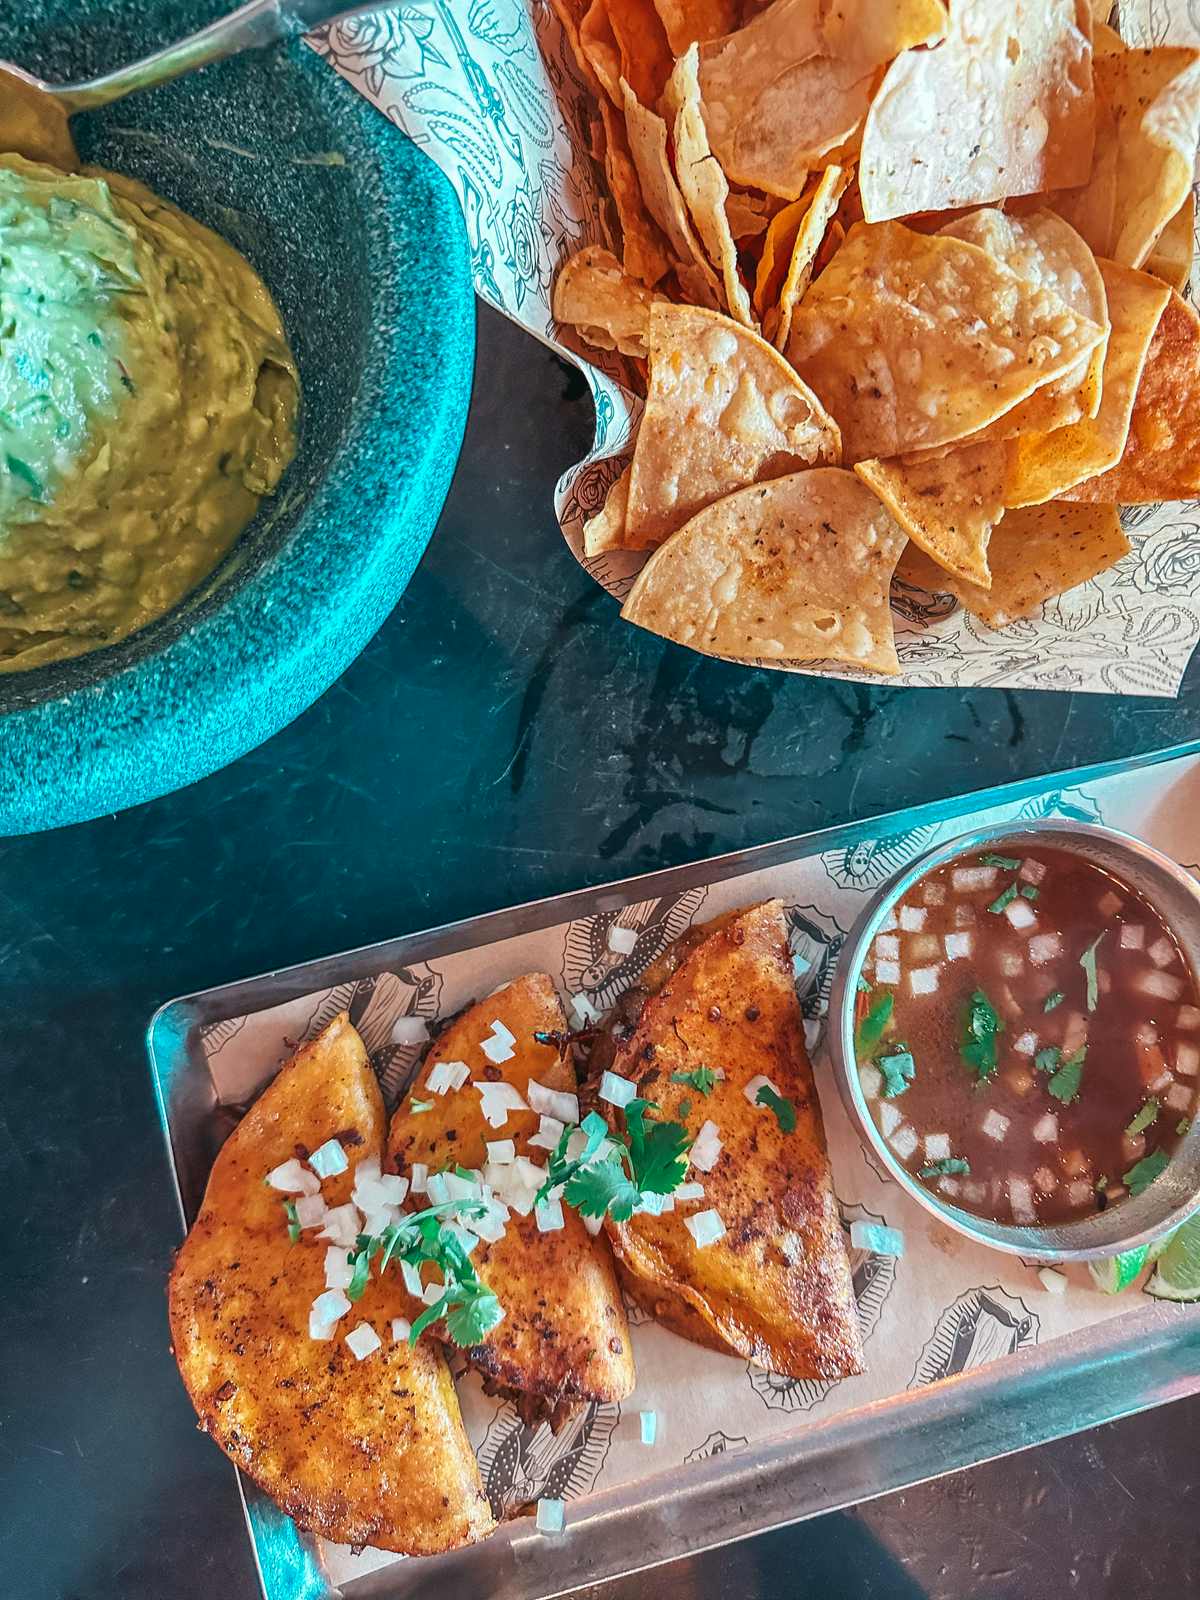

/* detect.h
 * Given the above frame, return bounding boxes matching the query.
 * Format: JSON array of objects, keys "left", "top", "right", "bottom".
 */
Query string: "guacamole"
[{"left": 0, "top": 151, "right": 298, "bottom": 672}]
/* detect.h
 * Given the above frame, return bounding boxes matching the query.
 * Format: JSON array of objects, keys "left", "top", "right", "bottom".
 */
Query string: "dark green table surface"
[{"left": 3, "top": 306, "right": 1200, "bottom": 1600}]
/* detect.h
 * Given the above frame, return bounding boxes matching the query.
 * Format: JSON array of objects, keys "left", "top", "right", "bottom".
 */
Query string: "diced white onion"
[
  {"left": 391, "top": 1317, "right": 412, "bottom": 1343},
  {"left": 938, "top": 1177, "right": 961, "bottom": 1198},
  {"left": 608, "top": 922, "right": 637, "bottom": 954},
  {"left": 317, "top": 1203, "right": 362, "bottom": 1249},
  {"left": 1122, "top": 1133, "right": 1146, "bottom": 1163},
  {"left": 266, "top": 1158, "right": 321, "bottom": 1197},
  {"left": 474, "top": 1080, "right": 529, "bottom": 1127},
  {"left": 1135, "top": 1022, "right": 1160, "bottom": 1047},
  {"left": 636, "top": 1190, "right": 675, "bottom": 1216},
  {"left": 1178, "top": 1006, "right": 1200, "bottom": 1031},
  {"left": 878, "top": 1102, "right": 903, "bottom": 1138},
  {"left": 467, "top": 1198, "right": 511, "bottom": 1245},
  {"left": 345, "top": 1322, "right": 382, "bottom": 1361},
  {"left": 924, "top": 1133, "right": 951, "bottom": 1161},
  {"left": 400, "top": 1260, "right": 424, "bottom": 1297},
  {"left": 1120, "top": 924, "right": 1145, "bottom": 950},
  {"left": 390, "top": 1015, "right": 429, "bottom": 1045},
  {"left": 571, "top": 992, "right": 602, "bottom": 1027},
  {"left": 1018, "top": 859, "right": 1045, "bottom": 885},
  {"left": 952, "top": 866, "right": 997, "bottom": 891},
  {"left": 690, "top": 1119, "right": 723, "bottom": 1172},
  {"left": 377, "top": 1173, "right": 410, "bottom": 1205},
  {"left": 1096, "top": 889, "right": 1123, "bottom": 918},
  {"left": 527, "top": 1080, "right": 580, "bottom": 1124},
  {"left": 889, "top": 1123, "right": 918, "bottom": 1160},
  {"left": 639, "top": 1410, "right": 658, "bottom": 1445},
  {"left": 1004, "top": 898, "right": 1037, "bottom": 931},
  {"left": 923, "top": 882, "right": 946, "bottom": 905},
  {"left": 962, "top": 1181, "right": 987, "bottom": 1205},
  {"left": 899, "top": 905, "right": 926, "bottom": 932},
  {"left": 535, "top": 1196, "right": 565, "bottom": 1232},
  {"left": 528, "top": 1113, "right": 565, "bottom": 1151},
  {"left": 743, "top": 1073, "right": 780, "bottom": 1105},
  {"left": 875, "top": 933, "right": 901, "bottom": 961},
  {"left": 1176, "top": 1043, "right": 1199, "bottom": 1077},
  {"left": 1029, "top": 932, "right": 1062, "bottom": 966},
  {"left": 1038, "top": 1267, "right": 1068, "bottom": 1294},
  {"left": 999, "top": 950, "right": 1024, "bottom": 977},
  {"left": 1067, "top": 1179, "right": 1094, "bottom": 1207},
  {"left": 444, "top": 1221, "right": 480, "bottom": 1256},
  {"left": 426, "top": 1060, "right": 466, "bottom": 1096},
  {"left": 362, "top": 1205, "right": 400, "bottom": 1238},
  {"left": 685, "top": 1208, "right": 727, "bottom": 1248},
  {"left": 1033, "top": 1166, "right": 1057, "bottom": 1195},
  {"left": 876, "top": 960, "right": 901, "bottom": 986},
  {"left": 426, "top": 1171, "right": 450, "bottom": 1205},
  {"left": 1013, "top": 1031, "right": 1038, "bottom": 1057},
  {"left": 420, "top": 1278, "right": 447, "bottom": 1306},
  {"left": 536, "top": 1498, "right": 565, "bottom": 1535},
  {"left": 481, "top": 1021, "right": 517, "bottom": 1064},
  {"left": 324, "top": 1246, "right": 354, "bottom": 1290},
  {"left": 582, "top": 1212, "right": 604, "bottom": 1235},
  {"left": 909, "top": 966, "right": 939, "bottom": 996},
  {"left": 409, "top": 1162, "right": 428, "bottom": 1194},
  {"left": 599, "top": 1071, "right": 636, "bottom": 1108},
  {"left": 909, "top": 933, "right": 941, "bottom": 962},
  {"left": 849, "top": 1220, "right": 905, "bottom": 1256},
  {"left": 486, "top": 1138, "right": 516, "bottom": 1164},
  {"left": 1008, "top": 1177, "right": 1035, "bottom": 1224},
  {"left": 309, "top": 1313, "right": 336, "bottom": 1342},
  {"left": 295, "top": 1194, "right": 328, "bottom": 1229},
  {"left": 982, "top": 1109, "right": 1010, "bottom": 1143},
  {"left": 308, "top": 1139, "right": 349, "bottom": 1180},
  {"left": 1166, "top": 1082, "right": 1193, "bottom": 1112},
  {"left": 878, "top": 908, "right": 898, "bottom": 932},
  {"left": 311, "top": 1289, "right": 351, "bottom": 1325},
  {"left": 859, "top": 1063, "right": 883, "bottom": 1100},
  {"left": 1032, "top": 1112, "right": 1058, "bottom": 1144},
  {"left": 1148, "top": 936, "right": 1177, "bottom": 970},
  {"left": 1136, "top": 969, "right": 1184, "bottom": 1001},
  {"left": 1149, "top": 1069, "right": 1174, "bottom": 1094},
  {"left": 944, "top": 932, "right": 972, "bottom": 960},
  {"left": 675, "top": 1181, "right": 705, "bottom": 1202},
  {"left": 954, "top": 903, "right": 977, "bottom": 927},
  {"left": 443, "top": 1169, "right": 483, "bottom": 1202}
]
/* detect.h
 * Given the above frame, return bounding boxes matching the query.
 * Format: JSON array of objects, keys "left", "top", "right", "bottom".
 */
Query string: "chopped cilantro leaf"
[
  {"left": 878, "top": 1049, "right": 916, "bottom": 1098},
  {"left": 1020, "top": 885, "right": 1039, "bottom": 901},
  {"left": 444, "top": 1286, "right": 503, "bottom": 1346},
  {"left": 1034, "top": 1045, "right": 1062, "bottom": 1074},
  {"left": 283, "top": 1199, "right": 300, "bottom": 1244},
  {"left": 981, "top": 853, "right": 1022, "bottom": 869},
  {"left": 988, "top": 883, "right": 1018, "bottom": 914},
  {"left": 1047, "top": 1045, "right": 1086, "bottom": 1104},
  {"left": 566, "top": 1155, "right": 639, "bottom": 1220},
  {"left": 919, "top": 1156, "right": 970, "bottom": 1178},
  {"left": 677, "top": 1097, "right": 692, "bottom": 1119},
  {"left": 960, "top": 989, "right": 1004, "bottom": 1080},
  {"left": 755, "top": 1084, "right": 797, "bottom": 1132},
  {"left": 671, "top": 1067, "right": 718, "bottom": 1095},
  {"left": 1080, "top": 932, "right": 1106, "bottom": 1013},
  {"left": 1125, "top": 1098, "right": 1160, "bottom": 1137},
  {"left": 410, "top": 1098, "right": 434, "bottom": 1114},
  {"left": 347, "top": 1246, "right": 373, "bottom": 1302},
  {"left": 552, "top": 1100, "right": 691, "bottom": 1221},
  {"left": 535, "top": 1110, "right": 609, "bottom": 1206},
  {"left": 856, "top": 991, "right": 894, "bottom": 1057},
  {"left": 1043, "top": 991, "right": 1065, "bottom": 1013},
  {"left": 624, "top": 1099, "right": 691, "bottom": 1195},
  {"left": 1178, "top": 1118, "right": 1192, "bottom": 1137},
  {"left": 1124, "top": 1148, "right": 1169, "bottom": 1197}
]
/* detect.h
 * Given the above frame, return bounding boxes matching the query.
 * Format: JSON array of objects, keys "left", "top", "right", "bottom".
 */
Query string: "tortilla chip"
[
  {"left": 583, "top": 465, "right": 631, "bottom": 555},
  {"left": 553, "top": 246, "right": 660, "bottom": 356},
  {"left": 652, "top": 0, "right": 738, "bottom": 52},
  {"left": 1143, "top": 187, "right": 1195, "bottom": 295},
  {"left": 856, "top": 441, "right": 1007, "bottom": 587},
  {"left": 168, "top": 1017, "right": 495, "bottom": 1555},
  {"left": 1007, "top": 259, "right": 1169, "bottom": 506},
  {"left": 771, "top": 165, "right": 850, "bottom": 350},
  {"left": 548, "top": 0, "right": 604, "bottom": 97},
  {"left": 785, "top": 221, "right": 1107, "bottom": 461},
  {"left": 1062, "top": 289, "right": 1200, "bottom": 504},
  {"left": 621, "top": 78, "right": 723, "bottom": 308},
  {"left": 698, "top": 0, "right": 942, "bottom": 199},
  {"left": 897, "top": 503, "right": 1129, "bottom": 626},
  {"left": 579, "top": 0, "right": 623, "bottom": 104},
  {"left": 622, "top": 467, "right": 905, "bottom": 672},
  {"left": 726, "top": 188, "right": 781, "bottom": 240},
  {"left": 598, "top": 100, "right": 672, "bottom": 287},
  {"left": 599, "top": 901, "right": 864, "bottom": 1379},
  {"left": 664, "top": 46, "right": 755, "bottom": 326},
  {"left": 1050, "top": 84, "right": 1119, "bottom": 256},
  {"left": 389, "top": 976, "right": 635, "bottom": 1410},
  {"left": 859, "top": 0, "right": 1095, "bottom": 222},
  {"left": 605, "top": 0, "right": 674, "bottom": 106},
  {"left": 626, "top": 302, "right": 841, "bottom": 545},
  {"left": 753, "top": 192, "right": 812, "bottom": 317},
  {"left": 1099, "top": 46, "right": 1200, "bottom": 268},
  {"left": 937, "top": 207, "right": 1109, "bottom": 436}
]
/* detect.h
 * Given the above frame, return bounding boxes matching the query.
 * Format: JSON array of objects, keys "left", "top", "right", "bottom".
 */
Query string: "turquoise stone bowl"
[{"left": 0, "top": 1, "right": 474, "bottom": 834}]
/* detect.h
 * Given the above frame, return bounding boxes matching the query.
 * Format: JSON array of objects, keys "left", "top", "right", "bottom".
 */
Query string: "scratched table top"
[{"left": 2, "top": 307, "right": 1199, "bottom": 1600}]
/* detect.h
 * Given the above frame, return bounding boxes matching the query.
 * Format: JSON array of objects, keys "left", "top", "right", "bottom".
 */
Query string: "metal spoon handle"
[{"left": 47, "top": 0, "right": 387, "bottom": 113}]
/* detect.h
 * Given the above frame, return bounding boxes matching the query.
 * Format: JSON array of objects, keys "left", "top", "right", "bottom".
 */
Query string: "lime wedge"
[
  {"left": 1087, "top": 1245, "right": 1149, "bottom": 1294},
  {"left": 1146, "top": 1213, "right": 1200, "bottom": 1302}
]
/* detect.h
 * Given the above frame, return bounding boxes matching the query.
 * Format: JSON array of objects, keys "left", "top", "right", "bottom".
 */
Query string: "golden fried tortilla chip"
[
  {"left": 388, "top": 977, "right": 635, "bottom": 1409},
  {"left": 599, "top": 901, "right": 864, "bottom": 1378},
  {"left": 785, "top": 222, "right": 1106, "bottom": 461},
  {"left": 599, "top": 100, "right": 672, "bottom": 287},
  {"left": 168, "top": 1017, "right": 495, "bottom": 1555},
  {"left": 753, "top": 192, "right": 812, "bottom": 317},
  {"left": 859, "top": 0, "right": 1094, "bottom": 222},
  {"left": 579, "top": 0, "right": 623, "bottom": 104},
  {"left": 1143, "top": 187, "right": 1195, "bottom": 294},
  {"left": 697, "top": 0, "right": 942, "bottom": 198},
  {"left": 1007, "top": 259, "right": 1169, "bottom": 506},
  {"left": 621, "top": 78, "right": 723, "bottom": 308},
  {"left": 584, "top": 465, "right": 632, "bottom": 556},
  {"left": 897, "top": 503, "right": 1129, "bottom": 625},
  {"left": 605, "top": 0, "right": 674, "bottom": 105},
  {"left": 626, "top": 302, "right": 840, "bottom": 546},
  {"left": 664, "top": 46, "right": 755, "bottom": 326},
  {"left": 1050, "top": 84, "right": 1119, "bottom": 256},
  {"left": 1063, "top": 289, "right": 1200, "bottom": 503},
  {"left": 548, "top": 0, "right": 604, "bottom": 97},
  {"left": 622, "top": 467, "right": 905, "bottom": 671},
  {"left": 856, "top": 440, "right": 1007, "bottom": 587},
  {"left": 770, "top": 165, "right": 849, "bottom": 350},
  {"left": 726, "top": 187, "right": 781, "bottom": 240},
  {"left": 652, "top": 0, "right": 738, "bottom": 52},
  {"left": 553, "top": 246, "right": 661, "bottom": 356},
  {"left": 1099, "top": 45, "right": 1200, "bottom": 268}
]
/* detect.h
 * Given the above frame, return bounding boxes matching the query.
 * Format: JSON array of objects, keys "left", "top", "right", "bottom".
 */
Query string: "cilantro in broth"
[
  {"left": 960, "top": 989, "right": 1004, "bottom": 1081},
  {"left": 987, "top": 883, "right": 1018, "bottom": 915},
  {"left": 981, "top": 853, "right": 1022, "bottom": 869},
  {"left": 856, "top": 990, "right": 894, "bottom": 1057},
  {"left": 1019, "top": 885, "right": 1039, "bottom": 901},
  {"left": 755, "top": 1083, "right": 797, "bottom": 1132},
  {"left": 919, "top": 1156, "right": 970, "bottom": 1179},
  {"left": 1125, "top": 1098, "right": 1160, "bottom": 1137},
  {"left": 1124, "top": 1148, "right": 1169, "bottom": 1197},
  {"left": 1080, "top": 932, "right": 1106, "bottom": 1013},
  {"left": 1043, "top": 991, "right": 1065, "bottom": 1013},
  {"left": 1047, "top": 1045, "right": 1086, "bottom": 1104},
  {"left": 1034, "top": 1045, "right": 1061, "bottom": 1074},
  {"left": 878, "top": 1048, "right": 916, "bottom": 1098}
]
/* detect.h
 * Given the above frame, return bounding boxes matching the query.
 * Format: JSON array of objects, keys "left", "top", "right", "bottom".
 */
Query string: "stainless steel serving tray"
[{"left": 148, "top": 743, "right": 1200, "bottom": 1600}]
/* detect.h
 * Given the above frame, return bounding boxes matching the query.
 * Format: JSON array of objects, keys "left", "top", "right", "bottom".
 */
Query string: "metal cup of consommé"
[{"left": 826, "top": 820, "right": 1200, "bottom": 1262}]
